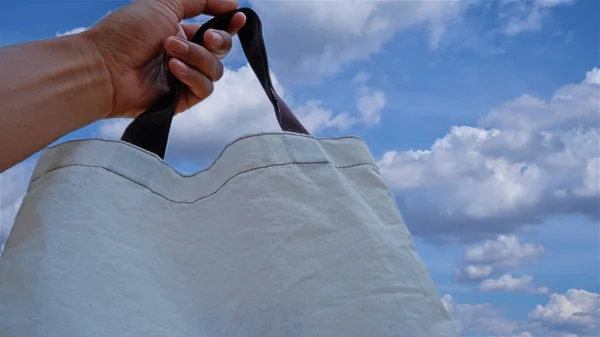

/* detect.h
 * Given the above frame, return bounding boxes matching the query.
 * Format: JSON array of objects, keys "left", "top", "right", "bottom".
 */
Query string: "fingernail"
[
  {"left": 211, "top": 31, "right": 223, "bottom": 46},
  {"left": 170, "top": 37, "right": 189, "bottom": 54}
]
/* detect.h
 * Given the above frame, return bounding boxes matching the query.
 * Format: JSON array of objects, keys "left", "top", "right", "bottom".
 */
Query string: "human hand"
[{"left": 82, "top": 0, "right": 246, "bottom": 119}]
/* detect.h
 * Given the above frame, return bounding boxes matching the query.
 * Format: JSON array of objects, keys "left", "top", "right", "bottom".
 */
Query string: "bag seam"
[
  {"left": 34, "top": 133, "right": 371, "bottom": 180},
  {"left": 30, "top": 161, "right": 380, "bottom": 204}
]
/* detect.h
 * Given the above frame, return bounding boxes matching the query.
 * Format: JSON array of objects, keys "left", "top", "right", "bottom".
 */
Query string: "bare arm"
[{"left": 0, "top": 34, "right": 112, "bottom": 172}]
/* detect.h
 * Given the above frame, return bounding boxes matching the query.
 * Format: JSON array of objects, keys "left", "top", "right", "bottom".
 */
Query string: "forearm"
[{"left": 0, "top": 33, "right": 113, "bottom": 172}]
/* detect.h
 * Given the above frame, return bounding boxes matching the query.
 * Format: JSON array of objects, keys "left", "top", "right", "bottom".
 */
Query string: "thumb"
[{"left": 156, "top": 0, "right": 239, "bottom": 20}]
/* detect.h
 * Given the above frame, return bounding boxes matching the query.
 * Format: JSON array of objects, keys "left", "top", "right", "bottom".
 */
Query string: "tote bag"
[{"left": 0, "top": 8, "right": 459, "bottom": 337}]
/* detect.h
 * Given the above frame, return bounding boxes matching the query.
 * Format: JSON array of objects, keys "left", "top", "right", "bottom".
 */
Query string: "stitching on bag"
[
  {"left": 37, "top": 133, "right": 371, "bottom": 180},
  {"left": 30, "top": 161, "right": 379, "bottom": 204}
]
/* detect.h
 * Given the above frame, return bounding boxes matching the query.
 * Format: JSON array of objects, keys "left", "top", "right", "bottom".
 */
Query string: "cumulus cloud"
[
  {"left": 249, "top": 0, "right": 471, "bottom": 80},
  {"left": 464, "top": 235, "right": 545, "bottom": 266},
  {"left": 463, "top": 264, "right": 494, "bottom": 280},
  {"left": 100, "top": 64, "right": 384, "bottom": 164},
  {"left": 457, "top": 235, "right": 544, "bottom": 282},
  {"left": 378, "top": 68, "right": 600, "bottom": 242},
  {"left": 480, "top": 68, "right": 599, "bottom": 132},
  {"left": 0, "top": 161, "right": 35, "bottom": 253},
  {"left": 442, "top": 290, "right": 599, "bottom": 337},
  {"left": 479, "top": 274, "right": 549, "bottom": 294},
  {"left": 529, "top": 289, "right": 599, "bottom": 337}
]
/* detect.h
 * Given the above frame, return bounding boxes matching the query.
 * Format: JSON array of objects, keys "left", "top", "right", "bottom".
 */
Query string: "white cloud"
[
  {"left": 479, "top": 274, "right": 550, "bottom": 294},
  {"left": 377, "top": 68, "right": 599, "bottom": 241},
  {"left": 574, "top": 157, "right": 600, "bottom": 197},
  {"left": 0, "top": 161, "right": 34, "bottom": 254},
  {"left": 463, "top": 264, "right": 494, "bottom": 280},
  {"left": 250, "top": 0, "right": 471, "bottom": 80},
  {"left": 464, "top": 235, "right": 544, "bottom": 266},
  {"left": 458, "top": 235, "right": 544, "bottom": 282},
  {"left": 529, "top": 289, "right": 599, "bottom": 337},
  {"left": 500, "top": 0, "right": 576, "bottom": 36},
  {"left": 480, "top": 68, "right": 600, "bottom": 132},
  {"left": 100, "top": 64, "right": 381, "bottom": 163},
  {"left": 356, "top": 88, "right": 385, "bottom": 124},
  {"left": 353, "top": 72, "right": 386, "bottom": 125},
  {"left": 55, "top": 27, "right": 88, "bottom": 37}
]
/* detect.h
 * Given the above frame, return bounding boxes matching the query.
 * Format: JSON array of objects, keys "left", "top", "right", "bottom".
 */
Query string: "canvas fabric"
[{"left": 0, "top": 133, "right": 458, "bottom": 336}]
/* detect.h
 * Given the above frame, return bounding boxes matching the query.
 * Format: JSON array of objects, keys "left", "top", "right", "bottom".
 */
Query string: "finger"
[
  {"left": 180, "top": 12, "right": 246, "bottom": 39},
  {"left": 202, "top": 29, "right": 232, "bottom": 58},
  {"left": 168, "top": 58, "right": 214, "bottom": 100},
  {"left": 227, "top": 12, "right": 246, "bottom": 35},
  {"left": 165, "top": 36, "right": 224, "bottom": 81}
]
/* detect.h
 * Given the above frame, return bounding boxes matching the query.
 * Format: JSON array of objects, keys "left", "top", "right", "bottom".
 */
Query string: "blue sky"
[{"left": 1, "top": 0, "right": 599, "bottom": 336}]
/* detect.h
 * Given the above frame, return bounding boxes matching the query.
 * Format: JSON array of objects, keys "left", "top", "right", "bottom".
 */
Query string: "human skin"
[{"left": 0, "top": 0, "right": 246, "bottom": 172}]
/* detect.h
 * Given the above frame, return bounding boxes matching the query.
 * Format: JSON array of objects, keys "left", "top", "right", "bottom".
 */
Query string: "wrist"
[{"left": 68, "top": 30, "right": 115, "bottom": 121}]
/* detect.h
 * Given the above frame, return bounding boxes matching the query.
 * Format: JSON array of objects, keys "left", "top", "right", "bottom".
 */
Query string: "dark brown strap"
[{"left": 120, "top": 7, "right": 309, "bottom": 159}]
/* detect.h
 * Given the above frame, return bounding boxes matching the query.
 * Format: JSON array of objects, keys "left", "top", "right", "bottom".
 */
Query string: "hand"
[{"left": 83, "top": 0, "right": 246, "bottom": 119}]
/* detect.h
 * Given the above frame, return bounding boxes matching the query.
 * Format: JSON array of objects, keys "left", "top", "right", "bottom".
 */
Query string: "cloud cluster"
[
  {"left": 529, "top": 289, "right": 599, "bottom": 337},
  {"left": 100, "top": 65, "right": 385, "bottom": 164},
  {"left": 454, "top": 235, "right": 551, "bottom": 295},
  {"left": 443, "top": 289, "right": 600, "bottom": 337},
  {"left": 378, "top": 68, "right": 600, "bottom": 242},
  {"left": 456, "top": 234, "right": 547, "bottom": 294},
  {"left": 463, "top": 234, "right": 544, "bottom": 268}
]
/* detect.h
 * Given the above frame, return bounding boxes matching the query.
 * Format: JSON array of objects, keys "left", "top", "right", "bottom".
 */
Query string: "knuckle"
[
  {"left": 195, "top": 46, "right": 213, "bottom": 70},
  {"left": 188, "top": 45, "right": 222, "bottom": 81},
  {"left": 223, "top": 34, "right": 233, "bottom": 48},
  {"left": 199, "top": 49, "right": 221, "bottom": 81},
  {"left": 220, "top": 41, "right": 232, "bottom": 55}
]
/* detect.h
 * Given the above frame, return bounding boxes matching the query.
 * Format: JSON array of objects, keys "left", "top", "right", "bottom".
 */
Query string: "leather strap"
[{"left": 120, "top": 7, "right": 309, "bottom": 159}]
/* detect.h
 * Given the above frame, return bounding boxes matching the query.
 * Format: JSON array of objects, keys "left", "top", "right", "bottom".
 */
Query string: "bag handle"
[{"left": 120, "top": 7, "right": 310, "bottom": 159}]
